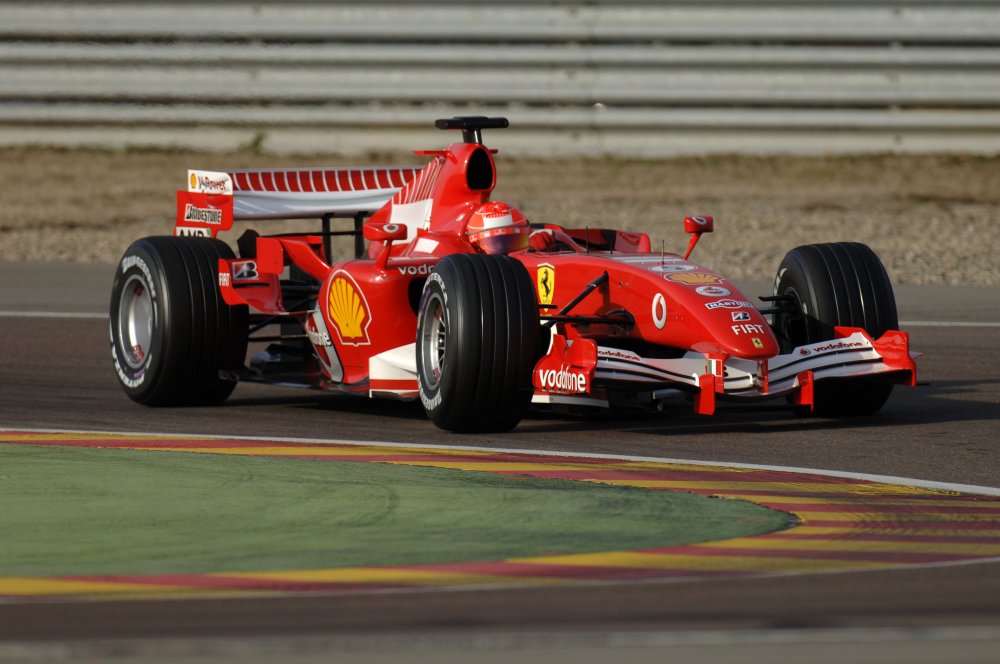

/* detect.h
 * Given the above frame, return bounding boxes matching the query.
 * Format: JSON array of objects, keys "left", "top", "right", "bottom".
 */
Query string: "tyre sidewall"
[
  {"left": 416, "top": 271, "right": 449, "bottom": 416},
  {"left": 109, "top": 240, "right": 175, "bottom": 402},
  {"left": 416, "top": 262, "right": 479, "bottom": 427}
]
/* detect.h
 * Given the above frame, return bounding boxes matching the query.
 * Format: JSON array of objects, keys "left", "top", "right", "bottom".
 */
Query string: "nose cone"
[{"left": 616, "top": 256, "right": 780, "bottom": 358}]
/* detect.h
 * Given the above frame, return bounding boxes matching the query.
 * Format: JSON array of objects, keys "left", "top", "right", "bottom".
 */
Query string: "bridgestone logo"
[
  {"left": 121, "top": 254, "right": 155, "bottom": 299},
  {"left": 183, "top": 204, "right": 223, "bottom": 225},
  {"left": 538, "top": 368, "right": 588, "bottom": 393}
]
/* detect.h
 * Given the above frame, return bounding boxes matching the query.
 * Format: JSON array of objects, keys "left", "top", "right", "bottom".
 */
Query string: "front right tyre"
[{"left": 773, "top": 241, "right": 898, "bottom": 417}]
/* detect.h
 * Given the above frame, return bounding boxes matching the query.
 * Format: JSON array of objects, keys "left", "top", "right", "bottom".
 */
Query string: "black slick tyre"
[
  {"left": 773, "top": 242, "right": 898, "bottom": 417},
  {"left": 109, "top": 236, "right": 249, "bottom": 406},
  {"left": 416, "top": 253, "right": 540, "bottom": 432}
]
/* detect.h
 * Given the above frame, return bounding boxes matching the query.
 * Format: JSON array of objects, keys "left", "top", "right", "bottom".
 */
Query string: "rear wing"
[{"left": 175, "top": 166, "right": 422, "bottom": 238}]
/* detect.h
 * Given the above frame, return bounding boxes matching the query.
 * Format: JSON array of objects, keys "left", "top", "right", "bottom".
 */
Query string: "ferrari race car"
[{"left": 110, "top": 117, "right": 917, "bottom": 432}]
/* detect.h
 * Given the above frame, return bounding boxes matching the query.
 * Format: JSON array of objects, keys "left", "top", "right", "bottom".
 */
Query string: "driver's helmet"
[{"left": 466, "top": 201, "right": 530, "bottom": 254}]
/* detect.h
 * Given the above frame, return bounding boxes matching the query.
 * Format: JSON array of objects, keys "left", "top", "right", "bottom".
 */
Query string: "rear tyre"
[
  {"left": 109, "top": 236, "right": 249, "bottom": 406},
  {"left": 416, "top": 253, "right": 540, "bottom": 432},
  {"left": 773, "top": 242, "right": 897, "bottom": 416}
]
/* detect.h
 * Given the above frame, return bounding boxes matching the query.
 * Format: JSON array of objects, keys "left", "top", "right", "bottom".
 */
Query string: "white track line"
[
  {"left": 902, "top": 320, "right": 1000, "bottom": 328},
  {"left": 0, "top": 310, "right": 106, "bottom": 319},
  {"left": 5, "top": 426, "right": 1000, "bottom": 497},
  {"left": 1, "top": 310, "right": 998, "bottom": 327}
]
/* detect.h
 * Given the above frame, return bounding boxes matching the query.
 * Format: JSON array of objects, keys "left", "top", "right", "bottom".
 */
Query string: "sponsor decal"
[
  {"left": 121, "top": 255, "right": 156, "bottom": 299},
  {"left": 327, "top": 271, "right": 372, "bottom": 346},
  {"left": 731, "top": 311, "right": 751, "bottom": 322},
  {"left": 799, "top": 348, "right": 811, "bottom": 356},
  {"left": 651, "top": 293, "right": 667, "bottom": 330},
  {"left": 420, "top": 385, "right": 442, "bottom": 412},
  {"left": 306, "top": 315, "right": 333, "bottom": 347},
  {"left": 307, "top": 327, "right": 333, "bottom": 347},
  {"left": 396, "top": 263, "right": 433, "bottom": 277},
  {"left": 537, "top": 263, "right": 555, "bottom": 306},
  {"left": 232, "top": 260, "right": 259, "bottom": 282},
  {"left": 175, "top": 226, "right": 211, "bottom": 238},
  {"left": 811, "top": 340, "right": 866, "bottom": 353},
  {"left": 182, "top": 204, "right": 223, "bottom": 225},
  {"left": 176, "top": 190, "right": 233, "bottom": 232},
  {"left": 114, "top": 361, "right": 145, "bottom": 389},
  {"left": 218, "top": 272, "right": 230, "bottom": 287},
  {"left": 695, "top": 285, "right": 731, "bottom": 297},
  {"left": 597, "top": 348, "right": 642, "bottom": 362},
  {"left": 537, "top": 367, "right": 588, "bottom": 393},
  {"left": 651, "top": 263, "right": 695, "bottom": 273},
  {"left": 187, "top": 169, "right": 232, "bottom": 194},
  {"left": 731, "top": 323, "right": 766, "bottom": 336},
  {"left": 306, "top": 311, "right": 342, "bottom": 382},
  {"left": 667, "top": 272, "right": 723, "bottom": 285},
  {"left": 752, "top": 337, "right": 765, "bottom": 350},
  {"left": 705, "top": 299, "right": 752, "bottom": 310}
]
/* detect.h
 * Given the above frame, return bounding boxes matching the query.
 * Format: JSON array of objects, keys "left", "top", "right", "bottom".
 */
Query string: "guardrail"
[{"left": 1, "top": 1, "right": 998, "bottom": 155}]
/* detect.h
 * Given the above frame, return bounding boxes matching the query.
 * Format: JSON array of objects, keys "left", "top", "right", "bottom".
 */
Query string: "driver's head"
[{"left": 466, "top": 201, "right": 530, "bottom": 254}]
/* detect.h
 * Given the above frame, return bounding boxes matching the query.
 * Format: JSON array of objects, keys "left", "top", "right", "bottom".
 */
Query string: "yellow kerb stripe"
[
  {"left": 702, "top": 537, "right": 1000, "bottom": 556},
  {"left": 514, "top": 550, "right": 889, "bottom": 573},
  {"left": 0, "top": 577, "right": 183, "bottom": 596},
  {"left": 216, "top": 567, "right": 569, "bottom": 587}
]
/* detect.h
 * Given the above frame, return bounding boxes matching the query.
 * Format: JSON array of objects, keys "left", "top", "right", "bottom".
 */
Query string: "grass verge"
[{"left": 0, "top": 443, "right": 788, "bottom": 577}]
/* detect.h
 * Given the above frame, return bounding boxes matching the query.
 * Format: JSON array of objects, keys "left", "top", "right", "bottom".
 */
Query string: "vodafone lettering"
[
  {"left": 812, "top": 341, "right": 865, "bottom": 353},
  {"left": 537, "top": 367, "right": 588, "bottom": 393},
  {"left": 397, "top": 263, "right": 433, "bottom": 276}
]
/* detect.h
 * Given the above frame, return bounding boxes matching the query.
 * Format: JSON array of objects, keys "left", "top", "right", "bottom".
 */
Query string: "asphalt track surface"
[{"left": 1, "top": 261, "right": 999, "bottom": 663}]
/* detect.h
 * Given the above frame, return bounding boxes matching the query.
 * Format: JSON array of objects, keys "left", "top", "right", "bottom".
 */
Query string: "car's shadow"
[
  {"left": 225, "top": 392, "right": 426, "bottom": 420},
  {"left": 222, "top": 377, "right": 1000, "bottom": 438},
  {"left": 519, "top": 378, "right": 1000, "bottom": 435}
]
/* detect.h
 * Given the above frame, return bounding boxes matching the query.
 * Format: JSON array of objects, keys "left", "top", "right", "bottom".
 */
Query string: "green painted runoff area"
[{"left": 0, "top": 444, "right": 789, "bottom": 576}]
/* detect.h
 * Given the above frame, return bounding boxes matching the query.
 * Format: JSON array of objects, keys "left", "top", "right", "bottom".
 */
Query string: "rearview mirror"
[
  {"left": 683, "top": 215, "right": 713, "bottom": 259},
  {"left": 363, "top": 222, "right": 408, "bottom": 243},
  {"left": 683, "top": 215, "right": 714, "bottom": 234}
]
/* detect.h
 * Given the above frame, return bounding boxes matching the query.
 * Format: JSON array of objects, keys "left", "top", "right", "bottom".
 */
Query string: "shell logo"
[
  {"left": 667, "top": 272, "right": 723, "bottom": 285},
  {"left": 189, "top": 173, "right": 197, "bottom": 190},
  {"left": 327, "top": 272, "right": 371, "bottom": 346}
]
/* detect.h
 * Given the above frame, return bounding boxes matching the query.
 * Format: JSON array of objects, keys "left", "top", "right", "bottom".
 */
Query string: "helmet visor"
[{"left": 474, "top": 229, "right": 530, "bottom": 254}]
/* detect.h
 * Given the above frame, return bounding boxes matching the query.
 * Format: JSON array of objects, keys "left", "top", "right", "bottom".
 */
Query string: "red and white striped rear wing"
[{"left": 175, "top": 166, "right": 421, "bottom": 237}]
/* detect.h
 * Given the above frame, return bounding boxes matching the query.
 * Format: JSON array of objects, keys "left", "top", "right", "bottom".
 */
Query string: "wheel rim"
[
  {"left": 118, "top": 274, "right": 154, "bottom": 369},
  {"left": 418, "top": 292, "right": 447, "bottom": 391}
]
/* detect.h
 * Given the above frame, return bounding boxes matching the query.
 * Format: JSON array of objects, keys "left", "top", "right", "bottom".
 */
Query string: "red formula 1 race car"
[{"left": 110, "top": 117, "right": 917, "bottom": 432}]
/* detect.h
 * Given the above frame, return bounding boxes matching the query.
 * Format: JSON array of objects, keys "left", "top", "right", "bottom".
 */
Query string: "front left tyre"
[
  {"left": 109, "top": 236, "right": 248, "bottom": 406},
  {"left": 416, "top": 253, "right": 540, "bottom": 432}
]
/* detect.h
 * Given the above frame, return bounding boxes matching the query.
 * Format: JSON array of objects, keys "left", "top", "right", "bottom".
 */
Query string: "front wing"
[{"left": 533, "top": 327, "right": 918, "bottom": 415}]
